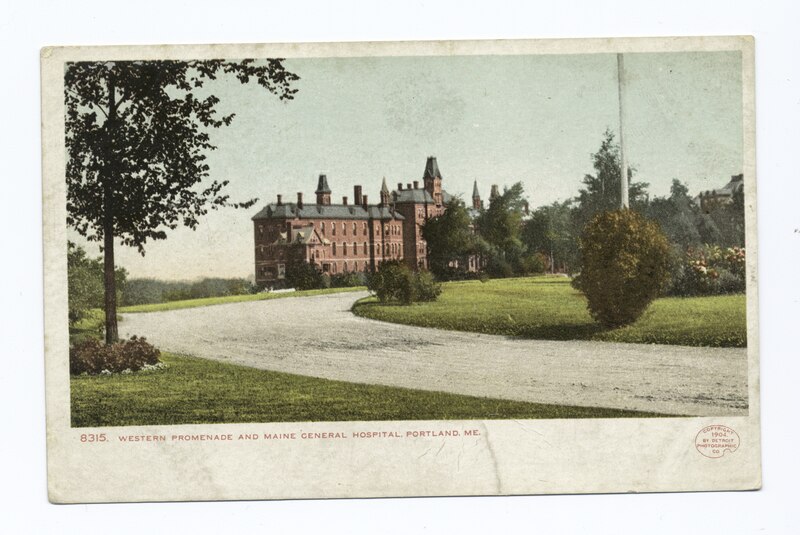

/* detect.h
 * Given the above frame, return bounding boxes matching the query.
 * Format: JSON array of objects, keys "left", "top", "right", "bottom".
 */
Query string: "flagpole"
[{"left": 617, "top": 53, "right": 629, "bottom": 209}]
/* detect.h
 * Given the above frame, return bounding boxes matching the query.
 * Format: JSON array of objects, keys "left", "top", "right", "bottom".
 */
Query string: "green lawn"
[
  {"left": 119, "top": 286, "right": 366, "bottom": 313},
  {"left": 352, "top": 276, "right": 746, "bottom": 348},
  {"left": 71, "top": 352, "right": 663, "bottom": 427}
]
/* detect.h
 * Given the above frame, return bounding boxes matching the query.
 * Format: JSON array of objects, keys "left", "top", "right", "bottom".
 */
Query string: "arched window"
[
  {"left": 332, "top": 243, "right": 337, "bottom": 256},
  {"left": 363, "top": 242, "right": 367, "bottom": 255},
  {"left": 352, "top": 222, "right": 357, "bottom": 234},
  {"left": 320, "top": 222, "right": 325, "bottom": 235},
  {"left": 342, "top": 222, "right": 346, "bottom": 235},
  {"left": 343, "top": 243, "right": 348, "bottom": 255},
  {"left": 343, "top": 261, "right": 348, "bottom": 272},
  {"left": 332, "top": 222, "right": 336, "bottom": 236},
  {"left": 362, "top": 222, "right": 367, "bottom": 235},
  {"left": 353, "top": 242, "right": 357, "bottom": 255}
]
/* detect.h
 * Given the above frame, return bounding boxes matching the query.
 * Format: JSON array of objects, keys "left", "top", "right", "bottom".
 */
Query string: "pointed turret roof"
[
  {"left": 381, "top": 176, "right": 389, "bottom": 193},
  {"left": 423, "top": 156, "right": 442, "bottom": 180},
  {"left": 472, "top": 180, "right": 480, "bottom": 199},
  {"left": 315, "top": 174, "right": 331, "bottom": 194}
]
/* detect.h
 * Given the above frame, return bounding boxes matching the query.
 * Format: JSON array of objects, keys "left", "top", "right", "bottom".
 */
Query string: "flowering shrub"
[
  {"left": 70, "top": 336, "right": 161, "bottom": 375},
  {"left": 667, "top": 245, "right": 746, "bottom": 296}
]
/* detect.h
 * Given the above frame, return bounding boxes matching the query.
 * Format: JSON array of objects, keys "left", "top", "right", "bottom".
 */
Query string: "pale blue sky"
[{"left": 72, "top": 51, "right": 743, "bottom": 280}]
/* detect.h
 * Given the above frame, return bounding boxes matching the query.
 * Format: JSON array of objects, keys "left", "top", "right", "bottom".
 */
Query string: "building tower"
[
  {"left": 380, "top": 177, "right": 390, "bottom": 206},
  {"left": 423, "top": 156, "right": 443, "bottom": 206},
  {"left": 315, "top": 174, "right": 331, "bottom": 205},
  {"left": 472, "top": 180, "right": 481, "bottom": 210}
]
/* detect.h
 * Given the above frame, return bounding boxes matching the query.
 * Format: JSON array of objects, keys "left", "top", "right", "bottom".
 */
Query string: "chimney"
[
  {"left": 276, "top": 194, "right": 283, "bottom": 206},
  {"left": 413, "top": 180, "right": 419, "bottom": 189},
  {"left": 407, "top": 183, "right": 412, "bottom": 190},
  {"left": 354, "top": 185, "right": 363, "bottom": 205},
  {"left": 297, "top": 192, "right": 303, "bottom": 209},
  {"left": 398, "top": 183, "right": 403, "bottom": 191},
  {"left": 342, "top": 196, "right": 348, "bottom": 205},
  {"left": 362, "top": 194, "right": 368, "bottom": 209}
]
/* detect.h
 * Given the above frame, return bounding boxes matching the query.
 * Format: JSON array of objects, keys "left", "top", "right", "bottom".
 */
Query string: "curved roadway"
[{"left": 120, "top": 291, "right": 748, "bottom": 416}]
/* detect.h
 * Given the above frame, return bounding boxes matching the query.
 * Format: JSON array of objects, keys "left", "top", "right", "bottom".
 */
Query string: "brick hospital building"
[{"left": 252, "top": 157, "right": 484, "bottom": 287}]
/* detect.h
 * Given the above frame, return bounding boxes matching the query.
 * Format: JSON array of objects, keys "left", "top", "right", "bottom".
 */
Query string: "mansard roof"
[
  {"left": 392, "top": 188, "right": 453, "bottom": 204},
  {"left": 252, "top": 202, "right": 404, "bottom": 221}
]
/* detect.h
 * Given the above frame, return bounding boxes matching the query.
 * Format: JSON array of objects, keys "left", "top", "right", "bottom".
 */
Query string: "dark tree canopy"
[
  {"left": 573, "top": 129, "right": 649, "bottom": 230},
  {"left": 65, "top": 59, "right": 299, "bottom": 253},
  {"left": 422, "top": 197, "right": 487, "bottom": 279},
  {"left": 65, "top": 59, "right": 299, "bottom": 343}
]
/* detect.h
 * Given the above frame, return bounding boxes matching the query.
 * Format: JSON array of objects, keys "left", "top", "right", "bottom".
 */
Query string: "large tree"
[
  {"left": 573, "top": 129, "right": 649, "bottom": 231},
  {"left": 475, "top": 182, "right": 527, "bottom": 273},
  {"left": 522, "top": 200, "right": 579, "bottom": 273},
  {"left": 422, "top": 198, "right": 487, "bottom": 279},
  {"left": 65, "top": 60, "right": 298, "bottom": 343}
]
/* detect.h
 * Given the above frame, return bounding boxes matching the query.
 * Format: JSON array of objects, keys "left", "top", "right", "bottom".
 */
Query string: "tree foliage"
[
  {"left": 573, "top": 129, "right": 649, "bottom": 230},
  {"left": 67, "top": 242, "right": 126, "bottom": 325},
  {"left": 65, "top": 59, "right": 299, "bottom": 342},
  {"left": 422, "top": 197, "right": 488, "bottom": 279},
  {"left": 65, "top": 59, "right": 298, "bottom": 252},
  {"left": 522, "top": 200, "right": 579, "bottom": 273},
  {"left": 475, "top": 182, "right": 527, "bottom": 274}
]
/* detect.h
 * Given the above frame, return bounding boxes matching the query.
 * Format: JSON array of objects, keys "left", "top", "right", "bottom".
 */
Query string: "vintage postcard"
[{"left": 42, "top": 36, "right": 759, "bottom": 503}]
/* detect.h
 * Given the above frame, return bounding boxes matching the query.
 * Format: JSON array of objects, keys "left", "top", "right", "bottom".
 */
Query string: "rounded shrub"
[
  {"left": 578, "top": 209, "right": 671, "bottom": 327},
  {"left": 412, "top": 270, "right": 442, "bottom": 302},
  {"left": 368, "top": 260, "right": 442, "bottom": 305}
]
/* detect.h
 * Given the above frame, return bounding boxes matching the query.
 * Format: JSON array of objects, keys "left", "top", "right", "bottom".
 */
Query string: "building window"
[
  {"left": 352, "top": 222, "right": 357, "bottom": 234},
  {"left": 277, "top": 264, "right": 286, "bottom": 279},
  {"left": 321, "top": 222, "right": 325, "bottom": 235},
  {"left": 343, "top": 243, "right": 348, "bottom": 255},
  {"left": 363, "top": 242, "right": 367, "bottom": 255},
  {"left": 332, "top": 222, "right": 336, "bottom": 236},
  {"left": 343, "top": 261, "right": 348, "bottom": 272},
  {"left": 353, "top": 241, "right": 357, "bottom": 255},
  {"left": 332, "top": 243, "right": 337, "bottom": 256},
  {"left": 342, "top": 222, "right": 346, "bottom": 235},
  {"left": 362, "top": 222, "right": 367, "bottom": 236}
]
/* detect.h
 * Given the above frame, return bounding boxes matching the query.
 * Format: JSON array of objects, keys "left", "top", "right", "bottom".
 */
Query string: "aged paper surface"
[{"left": 42, "top": 36, "right": 759, "bottom": 503}]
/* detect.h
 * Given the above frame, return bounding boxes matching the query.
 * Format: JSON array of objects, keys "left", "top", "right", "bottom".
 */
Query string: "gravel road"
[{"left": 120, "top": 291, "right": 748, "bottom": 416}]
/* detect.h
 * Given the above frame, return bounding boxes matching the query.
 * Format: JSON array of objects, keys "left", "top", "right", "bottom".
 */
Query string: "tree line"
[
  {"left": 423, "top": 129, "right": 745, "bottom": 281},
  {"left": 67, "top": 241, "right": 256, "bottom": 325}
]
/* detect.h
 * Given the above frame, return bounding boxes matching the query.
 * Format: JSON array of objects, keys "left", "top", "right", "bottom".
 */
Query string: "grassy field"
[
  {"left": 119, "top": 286, "right": 366, "bottom": 313},
  {"left": 71, "top": 352, "right": 662, "bottom": 426},
  {"left": 352, "top": 276, "right": 746, "bottom": 348}
]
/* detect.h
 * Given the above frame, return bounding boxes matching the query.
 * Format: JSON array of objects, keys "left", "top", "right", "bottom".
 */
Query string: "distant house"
[
  {"left": 252, "top": 157, "right": 495, "bottom": 287},
  {"left": 695, "top": 174, "right": 744, "bottom": 214}
]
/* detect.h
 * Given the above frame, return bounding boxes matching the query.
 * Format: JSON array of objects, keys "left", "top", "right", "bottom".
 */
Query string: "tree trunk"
[{"left": 103, "top": 73, "right": 119, "bottom": 344}]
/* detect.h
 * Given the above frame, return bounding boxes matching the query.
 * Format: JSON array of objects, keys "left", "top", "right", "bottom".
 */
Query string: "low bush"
[
  {"left": 330, "top": 271, "right": 367, "bottom": 288},
  {"left": 665, "top": 245, "right": 746, "bottom": 296},
  {"left": 70, "top": 336, "right": 161, "bottom": 375},
  {"left": 286, "top": 261, "right": 325, "bottom": 290},
  {"left": 578, "top": 210, "right": 671, "bottom": 328},
  {"left": 368, "top": 260, "right": 441, "bottom": 305},
  {"left": 519, "top": 252, "right": 549, "bottom": 275},
  {"left": 486, "top": 256, "right": 514, "bottom": 278},
  {"left": 412, "top": 270, "right": 442, "bottom": 302}
]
